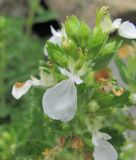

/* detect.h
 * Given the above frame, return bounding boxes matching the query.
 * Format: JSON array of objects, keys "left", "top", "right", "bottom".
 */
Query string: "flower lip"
[
  {"left": 42, "top": 79, "right": 77, "bottom": 122},
  {"left": 12, "top": 80, "right": 32, "bottom": 99},
  {"left": 12, "top": 76, "right": 44, "bottom": 100}
]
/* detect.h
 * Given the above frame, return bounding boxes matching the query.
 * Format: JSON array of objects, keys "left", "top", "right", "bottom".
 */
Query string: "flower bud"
[{"left": 88, "top": 101, "right": 100, "bottom": 112}]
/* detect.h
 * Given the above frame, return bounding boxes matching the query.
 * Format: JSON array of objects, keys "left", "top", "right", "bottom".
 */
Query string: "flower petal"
[
  {"left": 12, "top": 76, "right": 44, "bottom": 99},
  {"left": 59, "top": 67, "right": 70, "bottom": 77},
  {"left": 44, "top": 27, "right": 62, "bottom": 56},
  {"left": 118, "top": 21, "right": 136, "bottom": 39},
  {"left": 112, "top": 18, "right": 122, "bottom": 31},
  {"left": 59, "top": 67, "right": 83, "bottom": 85},
  {"left": 93, "top": 140, "right": 118, "bottom": 160},
  {"left": 49, "top": 26, "right": 62, "bottom": 45},
  {"left": 12, "top": 80, "right": 32, "bottom": 99},
  {"left": 72, "top": 75, "right": 83, "bottom": 84},
  {"left": 92, "top": 132, "right": 111, "bottom": 146},
  {"left": 42, "top": 79, "right": 77, "bottom": 122},
  {"left": 51, "top": 26, "right": 61, "bottom": 37},
  {"left": 98, "top": 132, "right": 112, "bottom": 141}
]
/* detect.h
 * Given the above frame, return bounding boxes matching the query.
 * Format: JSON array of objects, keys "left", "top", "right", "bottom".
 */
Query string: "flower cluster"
[{"left": 12, "top": 6, "right": 136, "bottom": 160}]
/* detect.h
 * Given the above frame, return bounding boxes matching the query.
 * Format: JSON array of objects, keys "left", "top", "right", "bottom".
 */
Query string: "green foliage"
[
  {"left": 0, "top": 6, "right": 136, "bottom": 160},
  {"left": 0, "top": 15, "right": 44, "bottom": 159}
]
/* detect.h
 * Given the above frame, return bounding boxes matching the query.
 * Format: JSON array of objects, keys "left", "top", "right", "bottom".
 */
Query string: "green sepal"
[
  {"left": 61, "top": 38, "right": 79, "bottom": 60},
  {"left": 46, "top": 42, "right": 68, "bottom": 67},
  {"left": 92, "top": 41, "right": 118, "bottom": 70},
  {"left": 65, "top": 16, "right": 91, "bottom": 48},
  {"left": 96, "top": 6, "right": 109, "bottom": 27},
  {"left": 89, "top": 26, "right": 108, "bottom": 51}
]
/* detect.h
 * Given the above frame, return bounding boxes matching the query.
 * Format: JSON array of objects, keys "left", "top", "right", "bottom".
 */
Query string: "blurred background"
[{"left": 0, "top": 0, "right": 136, "bottom": 159}]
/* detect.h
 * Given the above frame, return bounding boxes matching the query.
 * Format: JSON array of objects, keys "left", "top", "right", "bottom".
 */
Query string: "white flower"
[
  {"left": 44, "top": 26, "right": 67, "bottom": 56},
  {"left": 12, "top": 67, "right": 82, "bottom": 122},
  {"left": 111, "top": 19, "right": 136, "bottom": 39},
  {"left": 12, "top": 77, "right": 40, "bottom": 99},
  {"left": 92, "top": 131, "right": 118, "bottom": 160},
  {"left": 42, "top": 68, "right": 83, "bottom": 122}
]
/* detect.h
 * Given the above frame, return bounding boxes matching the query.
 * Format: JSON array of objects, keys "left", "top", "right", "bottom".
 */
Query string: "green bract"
[{"left": 65, "top": 16, "right": 91, "bottom": 48}]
